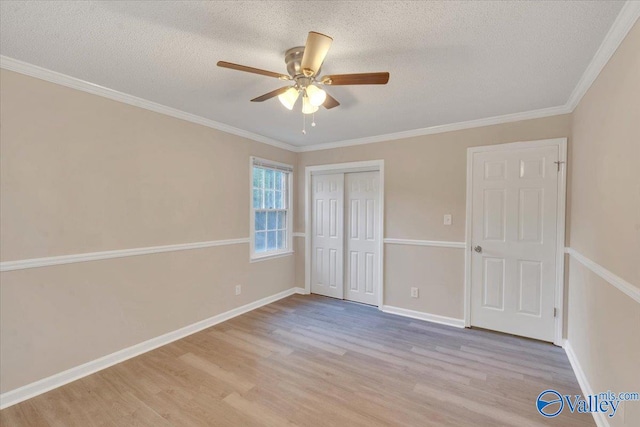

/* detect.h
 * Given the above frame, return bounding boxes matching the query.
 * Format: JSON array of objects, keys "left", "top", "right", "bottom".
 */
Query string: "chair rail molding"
[
  {"left": 565, "top": 247, "right": 640, "bottom": 304},
  {"left": 0, "top": 238, "right": 250, "bottom": 272},
  {"left": 383, "top": 238, "right": 465, "bottom": 249}
]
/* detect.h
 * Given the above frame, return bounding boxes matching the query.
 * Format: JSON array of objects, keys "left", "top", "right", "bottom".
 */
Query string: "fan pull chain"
[
  {"left": 302, "top": 112, "right": 306, "bottom": 135},
  {"left": 312, "top": 112, "right": 316, "bottom": 127}
]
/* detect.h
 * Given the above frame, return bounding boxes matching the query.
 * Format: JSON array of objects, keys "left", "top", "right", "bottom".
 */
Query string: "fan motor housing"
[{"left": 284, "top": 46, "right": 321, "bottom": 79}]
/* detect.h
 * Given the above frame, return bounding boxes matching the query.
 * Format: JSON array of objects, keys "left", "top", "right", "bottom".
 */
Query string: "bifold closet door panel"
[
  {"left": 345, "top": 171, "right": 380, "bottom": 305},
  {"left": 310, "top": 173, "right": 344, "bottom": 299}
]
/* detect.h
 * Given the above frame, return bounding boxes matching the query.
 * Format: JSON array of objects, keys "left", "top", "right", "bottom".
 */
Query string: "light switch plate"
[
  {"left": 411, "top": 287, "right": 419, "bottom": 298},
  {"left": 444, "top": 214, "right": 452, "bottom": 225},
  {"left": 235, "top": 285, "right": 242, "bottom": 295}
]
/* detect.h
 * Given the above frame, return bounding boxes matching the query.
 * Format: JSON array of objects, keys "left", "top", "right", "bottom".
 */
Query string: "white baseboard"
[
  {"left": 0, "top": 287, "right": 300, "bottom": 410},
  {"left": 381, "top": 305, "right": 465, "bottom": 328},
  {"left": 293, "top": 287, "right": 308, "bottom": 295},
  {"left": 563, "top": 340, "right": 608, "bottom": 427}
]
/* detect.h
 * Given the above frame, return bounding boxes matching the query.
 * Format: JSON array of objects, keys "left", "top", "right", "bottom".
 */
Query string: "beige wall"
[
  {"left": 567, "top": 21, "right": 640, "bottom": 427},
  {"left": 294, "top": 235, "right": 306, "bottom": 290},
  {"left": 0, "top": 69, "right": 296, "bottom": 392},
  {"left": 569, "top": 22, "right": 640, "bottom": 287},
  {"left": 0, "top": 246, "right": 294, "bottom": 392},
  {"left": 0, "top": 70, "right": 295, "bottom": 260},
  {"left": 2, "top": 22, "right": 638, "bottom": 415},
  {"left": 296, "top": 114, "right": 571, "bottom": 318},
  {"left": 566, "top": 259, "right": 640, "bottom": 426}
]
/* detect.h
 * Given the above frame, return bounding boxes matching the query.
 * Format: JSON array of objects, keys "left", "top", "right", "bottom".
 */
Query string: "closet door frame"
[{"left": 304, "top": 160, "right": 385, "bottom": 308}]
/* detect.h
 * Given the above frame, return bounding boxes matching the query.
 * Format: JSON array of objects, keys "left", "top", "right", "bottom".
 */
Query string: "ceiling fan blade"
[
  {"left": 323, "top": 93, "right": 340, "bottom": 109},
  {"left": 321, "top": 72, "right": 390, "bottom": 85},
  {"left": 300, "top": 31, "right": 333, "bottom": 77},
  {"left": 217, "top": 61, "right": 290, "bottom": 80},
  {"left": 250, "top": 86, "right": 292, "bottom": 102}
]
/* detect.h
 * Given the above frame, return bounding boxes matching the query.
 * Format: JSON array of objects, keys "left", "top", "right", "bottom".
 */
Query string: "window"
[{"left": 250, "top": 157, "right": 293, "bottom": 260}]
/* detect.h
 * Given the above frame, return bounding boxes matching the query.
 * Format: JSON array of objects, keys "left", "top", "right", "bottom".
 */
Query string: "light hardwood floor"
[{"left": 1, "top": 294, "right": 594, "bottom": 426}]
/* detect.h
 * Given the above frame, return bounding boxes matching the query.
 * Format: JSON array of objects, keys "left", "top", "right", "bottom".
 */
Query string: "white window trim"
[{"left": 249, "top": 156, "right": 294, "bottom": 261}]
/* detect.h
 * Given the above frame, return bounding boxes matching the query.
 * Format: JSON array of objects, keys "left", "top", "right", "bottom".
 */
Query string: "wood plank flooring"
[{"left": 0, "top": 294, "right": 594, "bottom": 426}]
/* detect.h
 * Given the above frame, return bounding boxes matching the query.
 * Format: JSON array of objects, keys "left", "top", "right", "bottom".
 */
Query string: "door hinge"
[
  {"left": 554, "top": 308, "right": 557, "bottom": 318},
  {"left": 554, "top": 161, "right": 565, "bottom": 172}
]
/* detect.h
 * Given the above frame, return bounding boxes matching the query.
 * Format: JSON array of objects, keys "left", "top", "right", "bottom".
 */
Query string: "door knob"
[{"left": 474, "top": 245, "right": 482, "bottom": 253}]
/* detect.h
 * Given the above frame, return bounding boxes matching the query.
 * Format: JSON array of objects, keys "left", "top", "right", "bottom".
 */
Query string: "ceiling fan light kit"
[
  {"left": 278, "top": 87, "right": 299, "bottom": 110},
  {"left": 301, "top": 95, "right": 319, "bottom": 115},
  {"left": 305, "top": 84, "right": 327, "bottom": 107},
  {"left": 217, "top": 31, "right": 389, "bottom": 133}
]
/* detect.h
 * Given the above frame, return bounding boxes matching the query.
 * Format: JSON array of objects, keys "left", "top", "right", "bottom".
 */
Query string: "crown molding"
[
  {"left": 296, "top": 104, "right": 571, "bottom": 152},
  {"left": 565, "top": 1, "right": 640, "bottom": 111},
  {"left": 2, "top": 3, "right": 637, "bottom": 154},
  {"left": 3, "top": 55, "right": 569, "bottom": 153},
  {"left": 297, "top": 2, "right": 638, "bottom": 153},
  {"left": 0, "top": 56, "right": 298, "bottom": 153}
]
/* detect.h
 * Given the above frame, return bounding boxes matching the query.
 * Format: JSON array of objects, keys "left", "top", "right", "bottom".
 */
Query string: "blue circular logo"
[{"left": 537, "top": 390, "right": 564, "bottom": 417}]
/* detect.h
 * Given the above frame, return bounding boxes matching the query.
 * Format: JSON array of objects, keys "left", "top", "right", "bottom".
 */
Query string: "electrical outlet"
[
  {"left": 443, "top": 214, "right": 452, "bottom": 225},
  {"left": 235, "top": 285, "right": 242, "bottom": 296},
  {"left": 411, "top": 287, "right": 419, "bottom": 298}
]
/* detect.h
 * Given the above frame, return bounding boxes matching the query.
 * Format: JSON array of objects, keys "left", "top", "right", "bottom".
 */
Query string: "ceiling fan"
[{"left": 217, "top": 31, "right": 390, "bottom": 117}]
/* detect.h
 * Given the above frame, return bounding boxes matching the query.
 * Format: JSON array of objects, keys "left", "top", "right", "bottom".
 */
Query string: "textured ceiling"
[{"left": 0, "top": 1, "right": 625, "bottom": 147}]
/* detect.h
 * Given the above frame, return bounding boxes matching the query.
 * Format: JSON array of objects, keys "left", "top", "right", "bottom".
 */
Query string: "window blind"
[{"left": 252, "top": 157, "right": 293, "bottom": 173}]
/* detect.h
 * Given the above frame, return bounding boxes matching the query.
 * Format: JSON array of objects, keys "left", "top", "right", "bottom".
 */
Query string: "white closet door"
[
  {"left": 311, "top": 173, "right": 344, "bottom": 299},
  {"left": 344, "top": 172, "right": 380, "bottom": 305},
  {"left": 470, "top": 145, "right": 558, "bottom": 342}
]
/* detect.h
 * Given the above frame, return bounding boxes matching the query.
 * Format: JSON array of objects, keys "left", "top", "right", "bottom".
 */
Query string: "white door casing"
[
  {"left": 310, "top": 173, "right": 344, "bottom": 299},
  {"left": 305, "top": 160, "right": 385, "bottom": 307},
  {"left": 470, "top": 144, "right": 560, "bottom": 342},
  {"left": 345, "top": 172, "right": 380, "bottom": 305}
]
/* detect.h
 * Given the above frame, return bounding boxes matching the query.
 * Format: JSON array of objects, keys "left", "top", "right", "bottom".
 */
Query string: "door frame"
[
  {"left": 464, "top": 138, "right": 567, "bottom": 346},
  {"left": 305, "top": 160, "right": 385, "bottom": 308}
]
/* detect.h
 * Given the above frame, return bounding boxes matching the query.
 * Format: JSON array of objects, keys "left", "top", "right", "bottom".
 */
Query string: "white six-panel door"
[
  {"left": 345, "top": 172, "right": 380, "bottom": 305},
  {"left": 470, "top": 145, "right": 558, "bottom": 342},
  {"left": 311, "top": 173, "right": 344, "bottom": 299}
]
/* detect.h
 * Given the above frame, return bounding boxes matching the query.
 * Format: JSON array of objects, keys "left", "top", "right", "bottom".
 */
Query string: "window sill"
[{"left": 250, "top": 251, "right": 294, "bottom": 263}]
